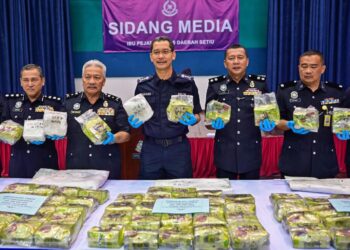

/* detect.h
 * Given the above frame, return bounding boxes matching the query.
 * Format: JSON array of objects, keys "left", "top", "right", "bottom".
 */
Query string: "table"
[{"left": 0, "top": 178, "right": 336, "bottom": 250}]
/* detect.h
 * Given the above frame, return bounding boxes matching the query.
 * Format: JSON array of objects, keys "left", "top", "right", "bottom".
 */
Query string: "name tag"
[
  {"left": 35, "top": 105, "right": 54, "bottom": 112},
  {"left": 97, "top": 107, "right": 115, "bottom": 116}
]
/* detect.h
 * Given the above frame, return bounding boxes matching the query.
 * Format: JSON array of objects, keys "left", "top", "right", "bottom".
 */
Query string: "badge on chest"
[
  {"left": 243, "top": 88, "right": 261, "bottom": 96},
  {"left": 35, "top": 105, "right": 54, "bottom": 112},
  {"left": 97, "top": 107, "right": 115, "bottom": 116}
]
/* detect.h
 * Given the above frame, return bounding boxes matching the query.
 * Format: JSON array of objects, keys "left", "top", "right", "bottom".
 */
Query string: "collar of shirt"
[
  {"left": 154, "top": 71, "right": 178, "bottom": 86},
  {"left": 81, "top": 92, "right": 105, "bottom": 102},
  {"left": 227, "top": 74, "right": 249, "bottom": 85},
  {"left": 23, "top": 93, "right": 44, "bottom": 103},
  {"left": 297, "top": 81, "right": 327, "bottom": 93}
]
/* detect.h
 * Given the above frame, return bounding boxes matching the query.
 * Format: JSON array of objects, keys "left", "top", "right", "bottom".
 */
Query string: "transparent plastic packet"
[
  {"left": 166, "top": 94, "right": 194, "bottom": 122},
  {"left": 205, "top": 100, "right": 231, "bottom": 125},
  {"left": 0, "top": 120, "right": 23, "bottom": 145},
  {"left": 75, "top": 109, "right": 111, "bottom": 145},
  {"left": 293, "top": 106, "right": 319, "bottom": 132},
  {"left": 123, "top": 94, "right": 154, "bottom": 122},
  {"left": 23, "top": 119, "right": 46, "bottom": 142},
  {"left": 254, "top": 92, "right": 280, "bottom": 126},
  {"left": 332, "top": 107, "right": 350, "bottom": 133},
  {"left": 43, "top": 110, "right": 67, "bottom": 137}
]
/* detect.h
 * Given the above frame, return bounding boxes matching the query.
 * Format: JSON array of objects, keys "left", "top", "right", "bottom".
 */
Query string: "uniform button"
[
  {"left": 26, "top": 150, "right": 30, "bottom": 154},
  {"left": 28, "top": 115, "right": 31, "bottom": 119},
  {"left": 313, "top": 151, "right": 316, "bottom": 155},
  {"left": 237, "top": 142, "right": 240, "bottom": 146},
  {"left": 331, "top": 149, "right": 334, "bottom": 152},
  {"left": 256, "top": 141, "right": 258, "bottom": 143},
  {"left": 29, "top": 108, "right": 32, "bottom": 111},
  {"left": 70, "top": 153, "right": 73, "bottom": 156},
  {"left": 288, "top": 146, "right": 291, "bottom": 149},
  {"left": 237, "top": 131, "right": 240, "bottom": 134},
  {"left": 89, "top": 145, "right": 92, "bottom": 148},
  {"left": 14, "top": 115, "right": 18, "bottom": 119},
  {"left": 49, "top": 155, "right": 52, "bottom": 158},
  {"left": 89, "top": 153, "right": 92, "bottom": 157},
  {"left": 312, "top": 96, "right": 315, "bottom": 99},
  {"left": 223, "top": 98, "right": 226, "bottom": 101},
  {"left": 237, "top": 119, "right": 241, "bottom": 123},
  {"left": 237, "top": 108, "right": 240, "bottom": 112},
  {"left": 10, "top": 153, "right": 13, "bottom": 157},
  {"left": 236, "top": 87, "right": 240, "bottom": 90},
  {"left": 313, "top": 140, "right": 316, "bottom": 143},
  {"left": 103, "top": 118, "right": 106, "bottom": 120},
  {"left": 108, "top": 153, "right": 112, "bottom": 156}
]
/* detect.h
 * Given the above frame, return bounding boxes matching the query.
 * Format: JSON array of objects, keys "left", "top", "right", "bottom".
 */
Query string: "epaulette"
[
  {"left": 248, "top": 74, "right": 266, "bottom": 81},
  {"left": 65, "top": 92, "right": 81, "bottom": 99},
  {"left": 44, "top": 95, "right": 61, "bottom": 101},
  {"left": 137, "top": 75, "right": 153, "bottom": 84},
  {"left": 178, "top": 73, "right": 193, "bottom": 81},
  {"left": 209, "top": 75, "right": 226, "bottom": 84},
  {"left": 279, "top": 80, "right": 297, "bottom": 89},
  {"left": 4, "top": 93, "right": 23, "bottom": 98},
  {"left": 104, "top": 93, "right": 120, "bottom": 102},
  {"left": 324, "top": 81, "right": 343, "bottom": 90}
]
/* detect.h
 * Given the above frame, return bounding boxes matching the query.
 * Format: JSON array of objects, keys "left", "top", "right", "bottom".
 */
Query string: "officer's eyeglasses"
[
  {"left": 152, "top": 49, "right": 172, "bottom": 56},
  {"left": 21, "top": 77, "right": 41, "bottom": 84}
]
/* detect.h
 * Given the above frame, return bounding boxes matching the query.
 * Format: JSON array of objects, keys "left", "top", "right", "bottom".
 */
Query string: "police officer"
[
  {"left": 1, "top": 64, "right": 63, "bottom": 178},
  {"left": 65, "top": 59, "right": 130, "bottom": 179},
  {"left": 340, "top": 87, "right": 350, "bottom": 177},
  {"left": 128, "top": 36, "right": 202, "bottom": 179},
  {"left": 205, "top": 44, "right": 269, "bottom": 180},
  {"left": 276, "top": 50, "right": 344, "bottom": 178}
]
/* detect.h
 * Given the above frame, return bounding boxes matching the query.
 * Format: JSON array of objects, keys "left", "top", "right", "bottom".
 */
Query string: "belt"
[{"left": 145, "top": 135, "right": 186, "bottom": 147}]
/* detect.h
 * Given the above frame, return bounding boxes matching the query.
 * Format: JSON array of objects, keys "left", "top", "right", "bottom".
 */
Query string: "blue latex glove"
[
  {"left": 178, "top": 112, "right": 197, "bottom": 126},
  {"left": 31, "top": 140, "right": 45, "bottom": 145},
  {"left": 128, "top": 114, "right": 143, "bottom": 128},
  {"left": 46, "top": 135, "right": 65, "bottom": 140},
  {"left": 286, "top": 121, "right": 310, "bottom": 135},
  {"left": 259, "top": 119, "right": 276, "bottom": 132},
  {"left": 211, "top": 117, "right": 225, "bottom": 130},
  {"left": 336, "top": 130, "right": 350, "bottom": 141},
  {"left": 102, "top": 131, "right": 115, "bottom": 145}
]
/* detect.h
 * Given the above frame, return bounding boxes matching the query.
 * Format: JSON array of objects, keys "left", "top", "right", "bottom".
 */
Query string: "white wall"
[{"left": 74, "top": 76, "right": 216, "bottom": 109}]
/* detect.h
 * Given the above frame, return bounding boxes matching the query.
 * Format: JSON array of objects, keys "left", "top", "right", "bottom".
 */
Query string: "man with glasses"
[
  {"left": 128, "top": 36, "right": 202, "bottom": 179},
  {"left": 276, "top": 50, "right": 344, "bottom": 178},
  {"left": 1, "top": 64, "right": 63, "bottom": 177}
]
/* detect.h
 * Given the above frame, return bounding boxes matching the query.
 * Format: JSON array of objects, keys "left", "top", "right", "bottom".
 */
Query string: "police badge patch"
[
  {"left": 73, "top": 103, "right": 80, "bottom": 110},
  {"left": 219, "top": 84, "right": 227, "bottom": 92},
  {"left": 291, "top": 91, "right": 298, "bottom": 99},
  {"left": 15, "top": 101, "right": 22, "bottom": 109}
]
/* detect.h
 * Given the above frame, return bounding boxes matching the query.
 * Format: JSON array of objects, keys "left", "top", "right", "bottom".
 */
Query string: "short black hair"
[
  {"left": 20, "top": 64, "right": 44, "bottom": 78},
  {"left": 150, "top": 36, "right": 175, "bottom": 52},
  {"left": 299, "top": 50, "right": 324, "bottom": 64},
  {"left": 224, "top": 44, "right": 249, "bottom": 59}
]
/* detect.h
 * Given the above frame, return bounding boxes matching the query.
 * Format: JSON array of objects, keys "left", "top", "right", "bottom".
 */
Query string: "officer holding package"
[
  {"left": 128, "top": 36, "right": 201, "bottom": 179},
  {"left": 1, "top": 64, "right": 63, "bottom": 177},
  {"left": 276, "top": 50, "right": 344, "bottom": 178},
  {"left": 65, "top": 59, "right": 130, "bottom": 179},
  {"left": 205, "top": 44, "right": 269, "bottom": 180}
]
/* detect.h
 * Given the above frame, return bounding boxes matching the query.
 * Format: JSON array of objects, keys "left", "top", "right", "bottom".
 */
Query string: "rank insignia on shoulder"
[
  {"left": 209, "top": 75, "right": 226, "bottom": 84},
  {"left": 5, "top": 93, "right": 23, "bottom": 98},
  {"left": 44, "top": 95, "right": 61, "bottom": 101},
  {"left": 324, "top": 81, "right": 343, "bottom": 90},
  {"left": 179, "top": 74, "right": 193, "bottom": 81},
  {"left": 248, "top": 74, "right": 266, "bottom": 81},
  {"left": 105, "top": 93, "right": 120, "bottom": 102},
  {"left": 66, "top": 92, "right": 81, "bottom": 99},
  {"left": 137, "top": 75, "right": 153, "bottom": 84},
  {"left": 279, "top": 80, "right": 297, "bottom": 89}
]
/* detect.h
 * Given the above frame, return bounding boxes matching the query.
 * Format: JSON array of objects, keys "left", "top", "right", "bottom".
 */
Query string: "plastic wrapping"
[
  {"left": 254, "top": 92, "right": 280, "bottom": 126},
  {"left": 332, "top": 107, "right": 350, "bottom": 133},
  {"left": 124, "top": 229, "right": 158, "bottom": 250},
  {"left": 205, "top": 100, "right": 231, "bottom": 125},
  {"left": 158, "top": 226, "right": 193, "bottom": 249},
  {"left": 75, "top": 109, "right": 111, "bottom": 145},
  {"left": 123, "top": 94, "right": 154, "bottom": 122},
  {"left": 293, "top": 106, "right": 319, "bottom": 132},
  {"left": 331, "top": 228, "right": 350, "bottom": 250},
  {"left": 166, "top": 94, "right": 194, "bottom": 122},
  {"left": 289, "top": 225, "right": 331, "bottom": 249},
  {"left": 0, "top": 120, "right": 23, "bottom": 145},
  {"left": 194, "top": 224, "right": 230, "bottom": 250},
  {"left": 34, "top": 223, "right": 75, "bottom": 248},
  {"left": 43, "top": 110, "right": 67, "bottom": 137},
  {"left": 88, "top": 225, "right": 124, "bottom": 248},
  {"left": 160, "top": 214, "right": 193, "bottom": 229},
  {"left": 2, "top": 221, "right": 42, "bottom": 247},
  {"left": 23, "top": 119, "right": 46, "bottom": 142}
]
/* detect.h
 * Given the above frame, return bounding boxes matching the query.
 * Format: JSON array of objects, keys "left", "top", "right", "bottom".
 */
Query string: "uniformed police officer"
[
  {"left": 276, "top": 50, "right": 344, "bottom": 178},
  {"left": 65, "top": 60, "right": 130, "bottom": 179},
  {"left": 128, "top": 36, "right": 202, "bottom": 180},
  {"left": 1, "top": 64, "right": 63, "bottom": 178},
  {"left": 340, "top": 87, "right": 350, "bottom": 177},
  {"left": 205, "top": 44, "right": 269, "bottom": 180}
]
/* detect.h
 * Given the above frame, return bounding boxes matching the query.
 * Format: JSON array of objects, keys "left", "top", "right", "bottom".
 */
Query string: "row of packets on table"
[
  {"left": 0, "top": 110, "right": 67, "bottom": 145},
  {"left": 270, "top": 193, "right": 350, "bottom": 249},
  {"left": 0, "top": 182, "right": 109, "bottom": 248},
  {"left": 87, "top": 186, "right": 269, "bottom": 250}
]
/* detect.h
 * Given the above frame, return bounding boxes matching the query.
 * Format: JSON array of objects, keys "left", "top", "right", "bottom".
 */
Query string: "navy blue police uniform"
[
  {"left": 277, "top": 80, "right": 344, "bottom": 178},
  {"left": 205, "top": 75, "right": 268, "bottom": 179},
  {"left": 64, "top": 92, "right": 130, "bottom": 179},
  {"left": 2, "top": 93, "right": 62, "bottom": 177},
  {"left": 135, "top": 71, "right": 202, "bottom": 179},
  {"left": 343, "top": 87, "right": 350, "bottom": 176}
]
